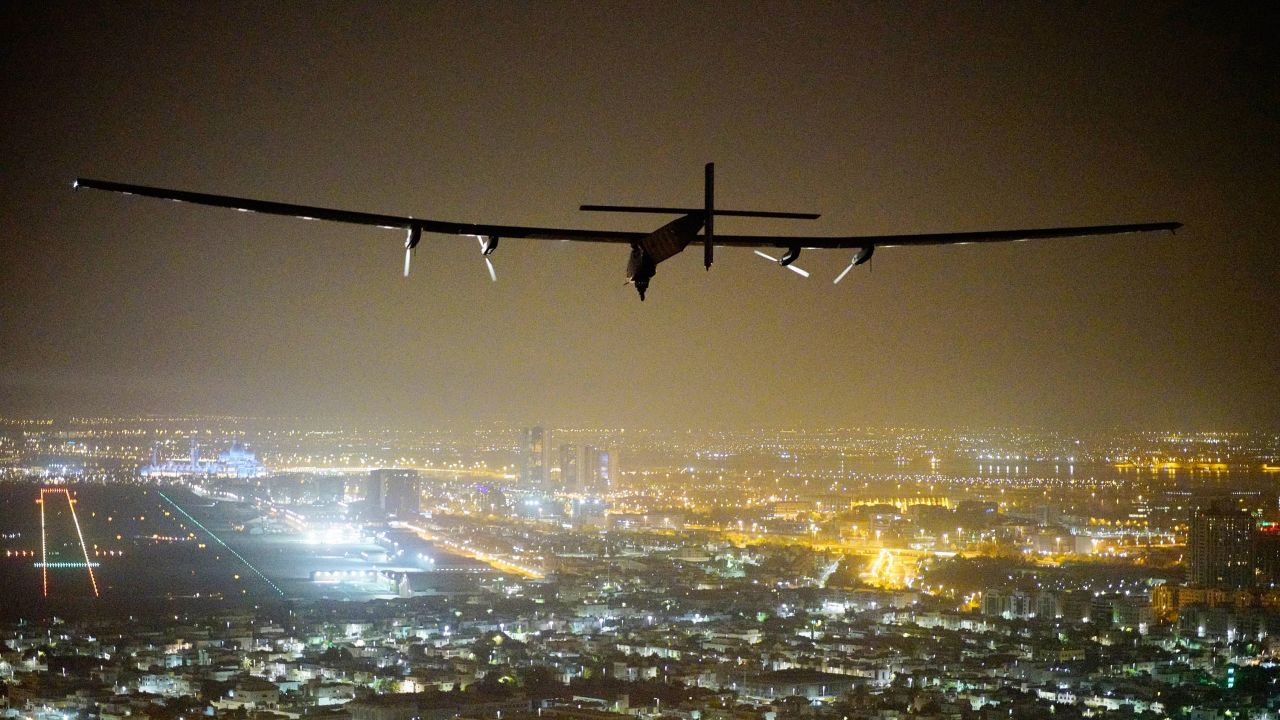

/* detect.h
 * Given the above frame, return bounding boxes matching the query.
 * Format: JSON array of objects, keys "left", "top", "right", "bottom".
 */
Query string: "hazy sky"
[{"left": 1, "top": 2, "right": 1276, "bottom": 430}]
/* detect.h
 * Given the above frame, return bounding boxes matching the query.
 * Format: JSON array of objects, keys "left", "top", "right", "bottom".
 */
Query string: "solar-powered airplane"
[{"left": 74, "top": 163, "right": 1179, "bottom": 300}]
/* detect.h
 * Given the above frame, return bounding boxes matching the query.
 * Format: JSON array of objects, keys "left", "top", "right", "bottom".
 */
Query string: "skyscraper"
[
  {"left": 556, "top": 444, "right": 615, "bottom": 494},
  {"left": 368, "top": 469, "right": 421, "bottom": 520},
  {"left": 559, "top": 443, "right": 586, "bottom": 492},
  {"left": 521, "top": 427, "right": 548, "bottom": 489},
  {"left": 363, "top": 472, "right": 383, "bottom": 510},
  {"left": 595, "top": 448, "right": 617, "bottom": 493},
  {"left": 1187, "top": 507, "right": 1256, "bottom": 588},
  {"left": 1256, "top": 526, "right": 1280, "bottom": 588}
]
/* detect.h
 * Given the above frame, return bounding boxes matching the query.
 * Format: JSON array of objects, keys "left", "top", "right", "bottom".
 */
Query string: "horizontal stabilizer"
[{"left": 580, "top": 204, "right": 819, "bottom": 220}]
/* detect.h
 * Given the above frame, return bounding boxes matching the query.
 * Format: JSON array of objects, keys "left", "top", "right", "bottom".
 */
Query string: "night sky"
[{"left": 2, "top": 2, "right": 1276, "bottom": 430}]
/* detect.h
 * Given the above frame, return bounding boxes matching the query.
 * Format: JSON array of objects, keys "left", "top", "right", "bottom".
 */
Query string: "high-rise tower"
[
  {"left": 1187, "top": 507, "right": 1256, "bottom": 588},
  {"left": 367, "top": 469, "right": 420, "bottom": 520},
  {"left": 521, "top": 427, "right": 548, "bottom": 489}
]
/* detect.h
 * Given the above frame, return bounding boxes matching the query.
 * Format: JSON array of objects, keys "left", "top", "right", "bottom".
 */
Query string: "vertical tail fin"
[{"left": 703, "top": 162, "right": 714, "bottom": 270}]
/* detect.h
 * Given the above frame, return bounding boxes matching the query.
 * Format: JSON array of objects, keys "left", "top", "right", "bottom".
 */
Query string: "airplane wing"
[
  {"left": 74, "top": 173, "right": 1180, "bottom": 298},
  {"left": 713, "top": 223, "right": 1180, "bottom": 250},
  {"left": 72, "top": 178, "right": 1179, "bottom": 249},
  {"left": 73, "top": 178, "right": 645, "bottom": 243}
]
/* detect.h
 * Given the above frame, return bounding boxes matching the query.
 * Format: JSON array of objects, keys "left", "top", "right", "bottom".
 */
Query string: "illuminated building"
[
  {"left": 267, "top": 472, "right": 344, "bottom": 504},
  {"left": 1188, "top": 507, "right": 1256, "bottom": 588},
  {"left": 571, "top": 497, "right": 607, "bottom": 529},
  {"left": 363, "top": 471, "right": 383, "bottom": 510},
  {"left": 954, "top": 500, "right": 998, "bottom": 521},
  {"left": 382, "top": 470, "right": 420, "bottom": 517},
  {"left": 477, "top": 485, "right": 506, "bottom": 514},
  {"left": 1036, "top": 590, "right": 1065, "bottom": 619},
  {"left": 559, "top": 443, "right": 588, "bottom": 492},
  {"left": 595, "top": 447, "right": 617, "bottom": 492},
  {"left": 741, "top": 669, "right": 862, "bottom": 700},
  {"left": 1257, "top": 525, "right": 1280, "bottom": 588},
  {"left": 521, "top": 426, "right": 548, "bottom": 489},
  {"left": 140, "top": 439, "right": 266, "bottom": 479},
  {"left": 346, "top": 693, "right": 529, "bottom": 720},
  {"left": 558, "top": 443, "right": 615, "bottom": 493},
  {"left": 367, "top": 469, "right": 420, "bottom": 519},
  {"left": 982, "top": 588, "right": 1033, "bottom": 619}
]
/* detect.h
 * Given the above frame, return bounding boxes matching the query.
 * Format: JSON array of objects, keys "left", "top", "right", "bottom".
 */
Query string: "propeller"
[
  {"left": 833, "top": 261, "right": 855, "bottom": 285},
  {"left": 834, "top": 245, "right": 874, "bottom": 284},
  {"left": 403, "top": 226, "right": 421, "bottom": 277},
  {"left": 753, "top": 250, "right": 810, "bottom": 278},
  {"left": 472, "top": 235, "right": 498, "bottom": 282}
]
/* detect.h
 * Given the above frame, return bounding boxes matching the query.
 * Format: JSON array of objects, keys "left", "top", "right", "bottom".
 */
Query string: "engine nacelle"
[
  {"left": 780, "top": 246, "right": 802, "bottom": 266},
  {"left": 853, "top": 244, "right": 875, "bottom": 266},
  {"left": 403, "top": 226, "right": 422, "bottom": 277}
]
